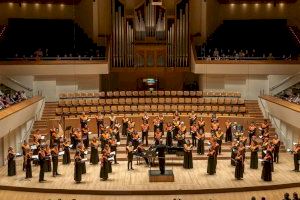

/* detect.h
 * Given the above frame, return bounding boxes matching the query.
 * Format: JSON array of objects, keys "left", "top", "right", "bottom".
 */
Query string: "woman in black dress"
[
  {"left": 122, "top": 115, "right": 129, "bottom": 136},
  {"left": 80, "top": 112, "right": 88, "bottom": 128},
  {"left": 190, "top": 123, "right": 198, "bottom": 147},
  {"left": 197, "top": 118, "right": 205, "bottom": 135},
  {"left": 207, "top": 145, "right": 216, "bottom": 175},
  {"left": 7, "top": 147, "right": 16, "bottom": 176},
  {"left": 183, "top": 140, "right": 193, "bottom": 169},
  {"left": 90, "top": 137, "right": 100, "bottom": 165},
  {"left": 165, "top": 123, "right": 173, "bottom": 147},
  {"left": 100, "top": 150, "right": 109, "bottom": 181},
  {"left": 74, "top": 151, "right": 82, "bottom": 183},
  {"left": 250, "top": 140, "right": 259, "bottom": 169},
  {"left": 44, "top": 143, "right": 52, "bottom": 172},
  {"left": 225, "top": 120, "right": 232, "bottom": 142},
  {"left": 196, "top": 128, "right": 205, "bottom": 155},
  {"left": 78, "top": 143, "right": 86, "bottom": 174},
  {"left": 62, "top": 139, "right": 71, "bottom": 165},
  {"left": 261, "top": 150, "right": 272, "bottom": 181},
  {"left": 235, "top": 151, "right": 244, "bottom": 180},
  {"left": 231, "top": 139, "right": 239, "bottom": 166},
  {"left": 82, "top": 124, "right": 89, "bottom": 149},
  {"left": 96, "top": 112, "right": 104, "bottom": 138},
  {"left": 25, "top": 149, "right": 32, "bottom": 179}
]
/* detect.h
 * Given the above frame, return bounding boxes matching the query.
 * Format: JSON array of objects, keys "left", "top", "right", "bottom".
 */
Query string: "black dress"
[
  {"left": 250, "top": 147, "right": 259, "bottom": 169},
  {"left": 63, "top": 145, "right": 71, "bottom": 165},
  {"left": 261, "top": 158, "right": 272, "bottom": 181},
  {"left": 183, "top": 148, "right": 193, "bottom": 169},
  {"left": 207, "top": 154, "right": 216, "bottom": 175},
  {"left": 80, "top": 151, "right": 86, "bottom": 174},
  {"left": 231, "top": 147, "right": 238, "bottom": 166},
  {"left": 38, "top": 152, "right": 45, "bottom": 181},
  {"left": 225, "top": 126, "right": 232, "bottom": 142},
  {"left": 166, "top": 131, "right": 173, "bottom": 147},
  {"left": 90, "top": 143, "right": 100, "bottom": 165},
  {"left": 74, "top": 157, "right": 82, "bottom": 183},
  {"left": 100, "top": 158, "right": 109, "bottom": 180},
  {"left": 122, "top": 121, "right": 128, "bottom": 136},
  {"left": 197, "top": 137, "right": 205, "bottom": 155},
  {"left": 25, "top": 155, "right": 32, "bottom": 178},
  {"left": 44, "top": 152, "right": 52, "bottom": 172},
  {"left": 7, "top": 153, "right": 16, "bottom": 176},
  {"left": 235, "top": 157, "right": 244, "bottom": 180}
]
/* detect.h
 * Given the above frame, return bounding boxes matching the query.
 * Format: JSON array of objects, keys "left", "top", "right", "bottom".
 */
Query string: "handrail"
[
  {"left": 269, "top": 72, "right": 300, "bottom": 91},
  {"left": 3, "top": 76, "right": 33, "bottom": 92}
]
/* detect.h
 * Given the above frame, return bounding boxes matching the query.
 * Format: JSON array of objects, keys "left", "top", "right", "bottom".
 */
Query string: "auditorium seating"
[{"left": 56, "top": 90, "right": 246, "bottom": 116}]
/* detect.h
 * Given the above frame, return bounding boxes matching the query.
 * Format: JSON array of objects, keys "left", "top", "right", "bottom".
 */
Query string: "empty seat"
[
  {"left": 93, "top": 92, "right": 101, "bottom": 98},
  {"left": 144, "top": 105, "right": 151, "bottom": 112},
  {"left": 191, "top": 98, "right": 198, "bottom": 104},
  {"left": 117, "top": 105, "right": 124, "bottom": 113},
  {"left": 124, "top": 105, "right": 131, "bottom": 112},
  {"left": 152, "top": 98, "right": 159, "bottom": 104},
  {"left": 190, "top": 91, "right": 196, "bottom": 96},
  {"left": 138, "top": 91, "right": 145, "bottom": 96},
  {"left": 171, "top": 105, "right": 178, "bottom": 111},
  {"left": 211, "top": 98, "right": 218, "bottom": 104},
  {"left": 78, "top": 99, "right": 86, "bottom": 106},
  {"left": 170, "top": 91, "right": 177, "bottom": 96},
  {"left": 178, "top": 98, "right": 185, "bottom": 104},
  {"left": 221, "top": 91, "right": 226, "bottom": 97},
  {"left": 138, "top": 105, "right": 145, "bottom": 112},
  {"left": 195, "top": 91, "right": 202, "bottom": 97},
  {"left": 151, "top": 105, "right": 158, "bottom": 112},
  {"left": 164, "top": 91, "right": 171, "bottom": 96},
  {"left": 234, "top": 92, "right": 241, "bottom": 98},
  {"left": 171, "top": 98, "right": 179, "bottom": 104},
  {"left": 158, "top": 105, "right": 164, "bottom": 112},
  {"left": 184, "top": 105, "right": 192, "bottom": 112},
  {"left": 204, "top": 98, "right": 211, "bottom": 104},
  {"left": 132, "top": 91, "right": 139, "bottom": 97},
  {"left": 106, "top": 91, "right": 113, "bottom": 98},
  {"left": 104, "top": 106, "right": 111, "bottom": 113},
  {"left": 218, "top": 97, "right": 225, "bottom": 105},
  {"left": 67, "top": 93, "right": 75, "bottom": 99},
  {"left": 177, "top": 91, "right": 183, "bottom": 96},
  {"left": 212, "top": 106, "right": 218, "bottom": 113},
  {"left": 59, "top": 93, "right": 67, "bottom": 99},
  {"left": 83, "top": 106, "right": 90, "bottom": 113},
  {"left": 207, "top": 91, "right": 214, "bottom": 97},
  {"left": 112, "top": 98, "right": 119, "bottom": 105},
  {"left": 58, "top": 100, "right": 65, "bottom": 107},
  {"left": 119, "top": 98, "right": 125, "bottom": 104},
  {"left": 232, "top": 106, "right": 239, "bottom": 114},
  {"left": 183, "top": 91, "right": 189, "bottom": 96},
  {"left": 164, "top": 105, "right": 171, "bottom": 112},
  {"left": 239, "top": 106, "right": 246, "bottom": 113},
  {"left": 224, "top": 98, "right": 231, "bottom": 105},
  {"left": 158, "top": 91, "right": 164, "bottom": 96},
  {"left": 145, "top": 91, "right": 152, "bottom": 96},
  {"left": 99, "top": 99, "right": 106, "bottom": 105},
  {"left": 132, "top": 98, "right": 139, "bottom": 104},
  {"left": 145, "top": 98, "right": 152, "bottom": 104},
  {"left": 225, "top": 106, "right": 232, "bottom": 113},
  {"left": 198, "top": 98, "right": 204, "bottom": 104},
  {"left": 75, "top": 92, "right": 81, "bottom": 98},
  {"left": 138, "top": 98, "right": 145, "bottom": 104},
  {"left": 198, "top": 105, "right": 204, "bottom": 112},
  {"left": 125, "top": 98, "right": 132, "bottom": 104},
  {"left": 165, "top": 98, "right": 171, "bottom": 104},
  {"left": 63, "top": 107, "right": 70, "bottom": 115},
  {"left": 191, "top": 105, "right": 198, "bottom": 111},
  {"left": 85, "top": 99, "right": 92, "bottom": 106},
  {"left": 238, "top": 99, "right": 245, "bottom": 105},
  {"left": 113, "top": 91, "right": 120, "bottom": 98},
  {"left": 202, "top": 91, "right": 209, "bottom": 97},
  {"left": 97, "top": 106, "right": 104, "bottom": 112},
  {"left": 99, "top": 92, "right": 106, "bottom": 98},
  {"left": 119, "top": 91, "right": 126, "bottom": 97},
  {"left": 218, "top": 106, "right": 225, "bottom": 113},
  {"left": 177, "top": 105, "right": 184, "bottom": 112},
  {"left": 81, "top": 92, "right": 88, "bottom": 98},
  {"left": 126, "top": 91, "right": 133, "bottom": 96},
  {"left": 185, "top": 98, "right": 192, "bottom": 104},
  {"left": 111, "top": 106, "right": 118, "bottom": 113},
  {"left": 231, "top": 98, "right": 238, "bottom": 105},
  {"left": 90, "top": 106, "right": 97, "bottom": 113},
  {"left": 158, "top": 98, "right": 165, "bottom": 104},
  {"left": 105, "top": 99, "right": 113, "bottom": 105},
  {"left": 72, "top": 99, "right": 79, "bottom": 107},
  {"left": 151, "top": 91, "right": 157, "bottom": 96},
  {"left": 75, "top": 107, "right": 82, "bottom": 114},
  {"left": 92, "top": 99, "right": 99, "bottom": 106},
  {"left": 55, "top": 107, "right": 63, "bottom": 115},
  {"left": 205, "top": 105, "right": 212, "bottom": 112}
]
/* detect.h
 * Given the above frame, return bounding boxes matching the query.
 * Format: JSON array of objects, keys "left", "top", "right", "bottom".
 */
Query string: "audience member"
[{"left": 0, "top": 91, "right": 27, "bottom": 110}]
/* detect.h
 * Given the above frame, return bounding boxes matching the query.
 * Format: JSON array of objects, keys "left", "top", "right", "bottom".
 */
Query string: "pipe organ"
[{"left": 111, "top": 0, "right": 189, "bottom": 68}]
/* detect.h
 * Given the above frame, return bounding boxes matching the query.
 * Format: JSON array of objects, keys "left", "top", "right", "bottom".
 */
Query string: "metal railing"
[
  {"left": 269, "top": 72, "right": 300, "bottom": 92},
  {"left": 197, "top": 56, "right": 292, "bottom": 61},
  {"left": 0, "top": 56, "right": 106, "bottom": 61}
]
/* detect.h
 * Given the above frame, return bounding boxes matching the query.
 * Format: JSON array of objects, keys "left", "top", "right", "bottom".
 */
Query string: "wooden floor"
[{"left": 0, "top": 152, "right": 299, "bottom": 196}]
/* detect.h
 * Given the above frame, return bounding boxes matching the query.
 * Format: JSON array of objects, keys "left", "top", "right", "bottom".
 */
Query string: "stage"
[{"left": 0, "top": 153, "right": 299, "bottom": 196}]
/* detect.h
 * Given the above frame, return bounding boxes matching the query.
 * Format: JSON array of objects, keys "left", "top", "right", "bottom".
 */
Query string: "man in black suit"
[{"left": 156, "top": 139, "right": 166, "bottom": 174}]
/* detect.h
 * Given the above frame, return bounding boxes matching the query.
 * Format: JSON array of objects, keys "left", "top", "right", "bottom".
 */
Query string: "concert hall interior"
[{"left": 0, "top": 0, "right": 300, "bottom": 200}]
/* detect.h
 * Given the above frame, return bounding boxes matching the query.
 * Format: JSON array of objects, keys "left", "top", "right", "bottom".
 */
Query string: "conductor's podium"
[{"left": 149, "top": 170, "right": 175, "bottom": 182}]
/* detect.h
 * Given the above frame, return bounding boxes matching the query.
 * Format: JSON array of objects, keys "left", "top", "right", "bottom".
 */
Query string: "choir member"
[
  {"left": 22, "top": 140, "right": 30, "bottom": 171},
  {"left": 80, "top": 112, "right": 88, "bottom": 128},
  {"left": 239, "top": 134, "right": 248, "bottom": 147},
  {"left": 215, "top": 129, "right": 224, "bottom": 155},
  {"left": 207, "top": 144, "right": 216, "bottom": 175},
  {"left": 156, "top": 139, "right": 166, "bottom": 174},
  {"left": 153, "top": 116, "right": 160, "bottom": 135},
  {"left": 33, "top": 129, "right": 42, "bottom": 144},
  {"left": 248, "top": 122, "right": 257, "bottom": 145},
  {"left": 172, "top": 118, "right": 180, "bottom": 139},
  {"left": 126, "top": 124, "right": 134, "bottom": 145},
  {"left": 190, "top": 123, "right": 198, "bottom": 146},
  {"left": 132, "top": 130, "right": 140, "bottom": 149},
  {"left": 211, "top": 119, "right": 220, "bottom": 136},
  {"left": 158, "top": 113, "right": 164, "bottom": 134},
  {"left": 44, "top": 143, "right": 52, "bottom": 172},
  {"left": 122, "top": 114, "right": 129, "bottom": 136},
  {"left": 189, "top": 111, "right": 197, "bottom": 129},
  {"left": 78, "top": 143, "right": 86, "bottom": 174},
  {"left": 96, "top": 112, "right": 104, "bottom": 137},
  {"left": 225, "top": 119, "right": 232, "bottom": 142},
  {"left": 196, "top": 128, "right": 205, "bottom": 155},
  {"left": 136, "top": 143, "right": 149, "bottom": 166},
  {"left": 250, "top": 139, "right": 259, "bottom": 169},
  {"left": 231, "top": 139, "right": 239, "bottom": 166},
  {"left": 261, "top": 138, "right": 269, "bottom": 159},
  {"left": 267, "top": 142, "right": 274, "bottom": 172},
  {"left": 62, "top": 139, "right": 71, "bottom": 165},
  {"left": 25, "top": 148, "right": 32, "bottom": 179},
  {"left": 100, "top": 150, "right": 109, "bottom": 181},
  {"left": 51, "top": 144, "right": 60, "bottom": 177},
  {"left": 234, "top": 151, "right": 244, "bottom": 180},
  {"left": 213, "top": 138, "right": 220, "bottom": 172},
  {"left": 101, "top": 128, "right": 111, "bottom": 150},
  {"left": 272, "top": 134, "right": 280, "bottom": 163},
  {"left": 70, "top": 128, "right": 76, "bottom": 149},
  {"left": 90, "top": 137, "right": 100, "bottom": 165},
  {"left": 7, "top": 147, "right": 16, "bottom": 176},
  {"left": 141, "top": 120, "right": 149, "bottom": 146},
  {"left": 293, "top": 143, "right": 300, "bottom": 172},
  {"left": 126, "top": 142, "right": 134, "bottom": 171},
  {"left": 173, "top": 110, "right": 180, "bottom": 121},
  {"left": 261, "top": 150, "right": 272, "bottom": 181},
  {"left": 183, "top": 140, "right": 193, "bottom": 169},
  {"left": 74, "top": 150, "right": 82, "bottom": 183},
  {"left": 38, "top": 145, "right": 46, "bottom": 182},
  {"left": 109, "top": 112, "right": 116, "bottom": 128},
  {"left": 165, "top": 123, "right": 173, "bottom": 147},
  {"left": 260, "top": 119, "right": 269, "bottom": 135},
  {"left": 104, "top": 144, "right": 112, "bottom": 173},
  {"left": 82, "top": 124, "right": 89, "bottom": 149},
  {"left": 142, "top": 111, "right": 149, "bottom": 123},
  {"left": 176, "top": 129, "right": 185, "bottom": 147},
  {"left": 154, "top": 129, "right": 162, "bottom": 146},
  {"left": 238, "top": 142, "right": 246, "bottom": 173},
  {"left": 32, "top": 136, "right": 40, "bottom": 166},
  {"left": 112, "top": 124, "right": 121, "bottom": 142},
  {"left": 197, "top": 117, "right": 205, "bottom": 135},
  {"left": 109, "top": 136, "right": 118, "bottom": 164}
]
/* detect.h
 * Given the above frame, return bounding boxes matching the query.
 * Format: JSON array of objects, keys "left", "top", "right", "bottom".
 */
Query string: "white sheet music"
[
  {"left": 69, "top": 144, "right": 73, "bottom": 148},
  {"left": 32, "top": 155, "right": 39, "bottom": 160},
  {"left": 110, "top": 151, "right": 116, "bottom": 156},
  {"left": 41, "top": 136, "right": 45, "bottom": 140},
  {"left": 58, "top": 151, "right": 65, "bottom": 156},
  {"left": 84, "top": 151, "right": 88, "bottom": 155},
  {"left": 31, "top": 145, "right": 37, "bottom": 150}
]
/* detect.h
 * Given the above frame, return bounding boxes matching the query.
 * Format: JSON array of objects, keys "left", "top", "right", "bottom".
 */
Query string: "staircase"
[{"left": 29, "top": 102, "right": 57, "bottom": 142}]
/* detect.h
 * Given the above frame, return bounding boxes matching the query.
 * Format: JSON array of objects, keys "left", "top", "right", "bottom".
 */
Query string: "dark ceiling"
[{"left": 0, "top": 0, "right": 82, "bottom": 5}]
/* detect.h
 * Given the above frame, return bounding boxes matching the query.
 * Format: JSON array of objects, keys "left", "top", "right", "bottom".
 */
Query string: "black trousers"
[
  {"left": 39, "top": 161, "right": 45, "bottom": 181},
  {"left": 128, "top": 160, "right": 133, "bottom": 169},
  {"left": 142, "top": 131, "right": 148, "bottom": 145},
  {"left": 158, "top": 157, "right": 165, "bottom": 174}
]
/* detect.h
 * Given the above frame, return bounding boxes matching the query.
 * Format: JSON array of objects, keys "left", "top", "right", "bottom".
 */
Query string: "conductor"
[{"left": 156, "top": 139, "right": 166, "bottom": 174}]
